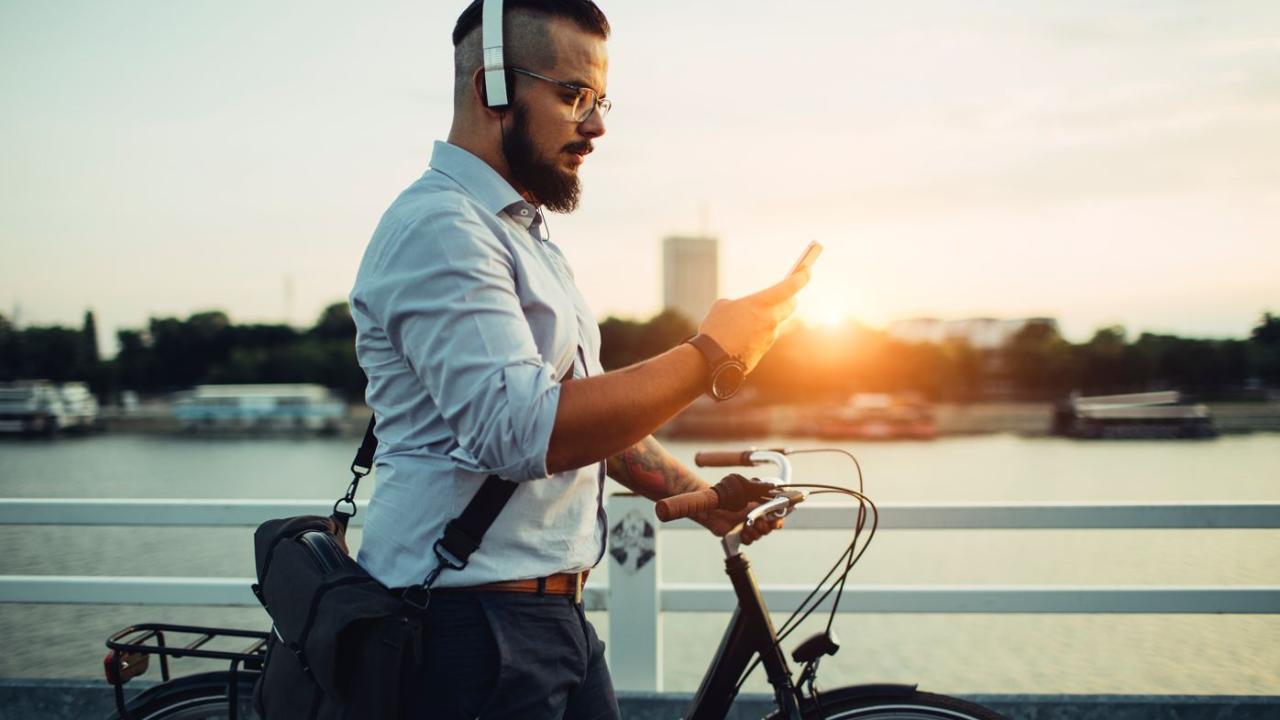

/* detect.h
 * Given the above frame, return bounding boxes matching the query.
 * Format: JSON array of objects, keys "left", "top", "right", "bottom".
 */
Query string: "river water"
[{"left": 1, "top": 432, "right": 1277, "bottom": 695}]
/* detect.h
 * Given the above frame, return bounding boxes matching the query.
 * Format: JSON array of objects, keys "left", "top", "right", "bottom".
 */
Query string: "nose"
[{"left": 579, "top": 106, "right": 606, "bottom": 139}]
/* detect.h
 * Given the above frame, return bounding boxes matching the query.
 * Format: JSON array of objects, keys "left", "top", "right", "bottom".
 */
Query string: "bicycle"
[
  {"left": 102, "top": 446, "right": 1006, "bottom": 719},
  {"left": 653, "top": 447, "right": 1008, "bottom": 720}
]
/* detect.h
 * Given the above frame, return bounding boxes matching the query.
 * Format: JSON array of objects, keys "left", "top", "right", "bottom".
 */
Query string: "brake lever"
[
  {"left": 722, "top": 488, "right": 806, "bottom": 557},
  {"left": 745, "top": 489, "right": 806, "bottom": 525}
]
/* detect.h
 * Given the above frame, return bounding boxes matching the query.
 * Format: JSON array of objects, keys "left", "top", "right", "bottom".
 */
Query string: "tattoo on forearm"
[{"left": 609, "top": 437, "right": 699, "bottom": 500}]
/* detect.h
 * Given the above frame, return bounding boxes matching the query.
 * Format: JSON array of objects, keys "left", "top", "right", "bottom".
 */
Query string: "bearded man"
[{"left": 348, "top": 1, "right": 809, "bottom": 716}]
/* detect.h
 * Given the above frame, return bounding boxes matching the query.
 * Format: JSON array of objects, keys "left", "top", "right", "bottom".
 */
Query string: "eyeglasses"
[{"left": 510, "top": 67, "right": 611, "bottom": 123}]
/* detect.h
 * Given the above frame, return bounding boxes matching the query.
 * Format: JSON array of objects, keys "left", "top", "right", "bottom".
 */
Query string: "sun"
[
  {"left": 802, "top": 305, "right": 848, "bottom": 329},
  {"left": 795, "top": 277, "right": 857, "bottom": 329}
]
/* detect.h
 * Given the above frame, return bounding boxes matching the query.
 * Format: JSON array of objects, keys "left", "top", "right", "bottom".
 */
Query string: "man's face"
[{"left": 503, "top": 20, "right": 608, "bottom": 213}]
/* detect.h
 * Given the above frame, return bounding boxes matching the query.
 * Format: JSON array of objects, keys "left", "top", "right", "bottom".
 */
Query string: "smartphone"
[{"left": 788, "top": 241, "right": 824, "bottom": 277}]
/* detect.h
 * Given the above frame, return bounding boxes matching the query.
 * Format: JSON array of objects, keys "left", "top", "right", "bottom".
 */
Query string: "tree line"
[
  {"left": 0, "top": 305, "right": 365, "bottom": 400},
  {"left": 1, "top": 306, "right": 1276, "bottom": 403},
  {"left": 746, "top": 314, "right": 1280, "bottom": 403}
]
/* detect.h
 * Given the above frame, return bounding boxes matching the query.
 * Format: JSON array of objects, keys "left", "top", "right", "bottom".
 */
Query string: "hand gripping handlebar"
[
  {"left": 654, "top": 486, "right": 721, "bottom": 521},
  {"left": 655, "top": 473, "right": 774, "bottom": 522}
]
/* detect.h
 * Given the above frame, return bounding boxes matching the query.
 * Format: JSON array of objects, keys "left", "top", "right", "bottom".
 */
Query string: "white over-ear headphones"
[{"left": 482, "top": 0, "right": 509, "bottom": 109}]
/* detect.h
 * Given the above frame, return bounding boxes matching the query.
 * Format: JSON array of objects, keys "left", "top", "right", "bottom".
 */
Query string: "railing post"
[{"left": 606, "top": 493, "right": 662, "bottom": 692}]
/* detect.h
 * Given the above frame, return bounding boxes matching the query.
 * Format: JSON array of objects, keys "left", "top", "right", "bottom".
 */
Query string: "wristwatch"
[{"left": 684, "top": 334, "right": 747, "bottom": 402}]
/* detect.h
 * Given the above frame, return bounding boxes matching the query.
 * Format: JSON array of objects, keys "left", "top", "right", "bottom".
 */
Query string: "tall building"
[{"left": 662, "top": 235, "right": 719, "bottom": 326}]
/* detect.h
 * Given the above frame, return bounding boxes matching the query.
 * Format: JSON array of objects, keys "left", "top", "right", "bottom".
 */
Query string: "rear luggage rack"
[{"left": 104, "top": 623, "right": 268, "bottom": 719}]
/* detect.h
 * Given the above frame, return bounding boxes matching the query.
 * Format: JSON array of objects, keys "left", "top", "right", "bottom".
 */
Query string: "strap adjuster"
[
  {"left": 432, "top": 540, "right": 469, "bottom": 573},
  {"left": 439, "top": 521, "right": 481, "bottom": 563}
]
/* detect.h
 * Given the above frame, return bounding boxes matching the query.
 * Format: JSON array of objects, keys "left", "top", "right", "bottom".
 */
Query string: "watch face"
[{"left": 711, "top": 363, "right": 747, "bottom": 400}]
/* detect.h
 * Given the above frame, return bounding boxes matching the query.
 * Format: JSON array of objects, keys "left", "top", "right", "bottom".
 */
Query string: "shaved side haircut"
[{"left": 451, "top": 0, "right": 610, "bottom": 109}]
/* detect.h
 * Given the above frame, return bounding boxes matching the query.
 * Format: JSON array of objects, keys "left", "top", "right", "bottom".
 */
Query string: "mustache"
[{"left": 564, "top": 141, "right": 594, "bottom": 156}]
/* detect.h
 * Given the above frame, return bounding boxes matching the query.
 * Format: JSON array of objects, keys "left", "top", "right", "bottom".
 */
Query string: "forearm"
[
  {"left": 606, "top": 435, "right": 707, "bottom": 501},
  {"left": 546, "top": 343, "right": 705, "bottom": 475}
]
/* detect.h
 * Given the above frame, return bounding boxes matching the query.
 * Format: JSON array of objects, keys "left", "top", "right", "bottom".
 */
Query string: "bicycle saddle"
[{"left": 792, "top": 630, "right": 840, "bottom": 664}]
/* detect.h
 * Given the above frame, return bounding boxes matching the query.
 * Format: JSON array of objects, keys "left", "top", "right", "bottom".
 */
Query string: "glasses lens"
[{"left": 571, "top": 88, "right": 595, "bottom": 122}]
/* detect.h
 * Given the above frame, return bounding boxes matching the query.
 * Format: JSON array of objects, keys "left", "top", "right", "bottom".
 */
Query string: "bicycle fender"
[{"left": 806, "top": 683, "right": 919, "bottom": 705}]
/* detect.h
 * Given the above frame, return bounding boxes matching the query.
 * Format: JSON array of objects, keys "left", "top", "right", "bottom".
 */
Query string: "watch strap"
[{"left": 685, "top": 333, "right": 732, "bottom": 370}]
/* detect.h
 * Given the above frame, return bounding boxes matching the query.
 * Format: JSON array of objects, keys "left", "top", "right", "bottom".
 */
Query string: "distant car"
[{"left": 0, "top": 380, "right": 99, "bottom": 435}]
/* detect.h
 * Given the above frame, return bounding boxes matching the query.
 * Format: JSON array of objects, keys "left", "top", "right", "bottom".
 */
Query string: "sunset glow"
[{"left": 2, "top": 1, "right": 1277, "bottom": 350}]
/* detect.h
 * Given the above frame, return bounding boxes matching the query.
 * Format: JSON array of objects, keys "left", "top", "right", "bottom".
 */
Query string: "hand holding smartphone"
[{"left": 696, "top": 240, "right": 818, "bottom": 374}]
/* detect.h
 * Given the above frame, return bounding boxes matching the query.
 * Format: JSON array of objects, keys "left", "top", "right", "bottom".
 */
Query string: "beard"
[{"left": 502, "top": 104, "right": 584, "bottom": 214}]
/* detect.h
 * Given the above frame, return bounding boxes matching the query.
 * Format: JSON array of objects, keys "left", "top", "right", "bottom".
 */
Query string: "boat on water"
[
  {"left": 1052, "top": 390, "right": 1215, "bottom": 439},
  {"left": 801, "top": 393, "right": 938, "bottom": 441},
  {"left": 0, "top": 380, "right": 99, "bottom": 435},
  {"left": 172, "top": 384, "right": 346, "bottom": 434}
]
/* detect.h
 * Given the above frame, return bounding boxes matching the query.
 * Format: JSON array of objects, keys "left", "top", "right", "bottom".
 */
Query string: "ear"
[{"left": 472, "top": 67, "right": 508, "bottom": 119}]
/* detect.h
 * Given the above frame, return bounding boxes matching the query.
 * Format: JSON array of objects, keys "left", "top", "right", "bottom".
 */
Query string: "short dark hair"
[{"left": 452, "top": 0, "right": 610, "bottom": 47}]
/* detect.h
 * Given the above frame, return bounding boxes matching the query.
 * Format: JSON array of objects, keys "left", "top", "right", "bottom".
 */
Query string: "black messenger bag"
[{"left": 251, "top": 416, "right": 517, "bottom": 719}]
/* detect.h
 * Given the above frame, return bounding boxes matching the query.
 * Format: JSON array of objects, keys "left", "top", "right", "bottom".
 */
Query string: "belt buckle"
[{"left": 573, "top": 571, "right": 582, "bottom": 605}]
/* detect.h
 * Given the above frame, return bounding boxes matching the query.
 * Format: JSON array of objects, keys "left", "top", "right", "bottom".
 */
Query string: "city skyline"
[{"left": 3, "top": 1, "right": 1278, "bottom": 353}]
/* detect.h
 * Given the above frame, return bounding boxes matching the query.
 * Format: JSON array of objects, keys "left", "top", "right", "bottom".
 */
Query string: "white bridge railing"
[{"left": 1, "top": 495, "right": 1278, "bottom": 692}]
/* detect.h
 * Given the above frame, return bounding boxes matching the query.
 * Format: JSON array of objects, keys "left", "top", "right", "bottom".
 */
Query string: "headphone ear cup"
[
  {"left": 490, "top": 68, "right": 513, "bottom": 111},
  {"left": 479, "top": 72, "right": 509, "bottom": 112},
  {"left": 478, "top": 74, "right": 506, "bottom": 111}
]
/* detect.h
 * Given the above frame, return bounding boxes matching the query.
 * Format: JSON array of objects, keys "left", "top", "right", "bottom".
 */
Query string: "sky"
[{"left": 2, "top": 0, "right": 1278, "bottom": 355}]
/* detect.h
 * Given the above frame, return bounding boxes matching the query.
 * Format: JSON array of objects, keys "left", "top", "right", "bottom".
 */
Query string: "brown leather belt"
[{"left": 441, "top": 570, "right": 591, "bottom": 603}]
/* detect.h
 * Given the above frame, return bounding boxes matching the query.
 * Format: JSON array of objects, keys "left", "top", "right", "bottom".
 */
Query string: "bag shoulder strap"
[
  {"left": 334, "top": 412, "right": 518, "bottom": 590},
  {"left": 350, "top": 358, "right": 577, "bottom": 593},
  {"left": 429, "top": 362, "right": 586, "bottom": 578},
  {"left": 332, "top": 415, "right": 379, "bottom": 522},
  {"left": 431, "top": 474, "right": 517, "bottom": 579},
  {"left": 353, "top": 415, "right": 378, "bottom": 475}
]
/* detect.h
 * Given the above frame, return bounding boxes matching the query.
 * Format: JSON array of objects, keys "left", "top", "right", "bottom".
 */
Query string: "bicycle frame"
[{"left": 684, "top": 529, "right": 803, "bottom": 720}]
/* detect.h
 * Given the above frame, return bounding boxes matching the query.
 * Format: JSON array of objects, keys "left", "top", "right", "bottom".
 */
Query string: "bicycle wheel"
[
  {"left": 771, "top": 687, "right": 1008, "bottom": 720},
  {"left": 109, "top": 671, "right": 258, "bottom": 720}
]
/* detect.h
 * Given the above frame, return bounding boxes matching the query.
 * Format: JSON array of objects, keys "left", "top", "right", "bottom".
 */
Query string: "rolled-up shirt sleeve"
[{"left": 359, "top": 202, "right": 560, "bottom": 482}]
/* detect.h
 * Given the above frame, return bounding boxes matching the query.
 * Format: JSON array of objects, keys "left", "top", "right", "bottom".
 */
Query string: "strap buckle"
[
  {"left": 400, "top": 541, "right": 468, "bottom": 610},
  {"left": 332, "top": 471, "right": 363, "bottom": 520},
  {"left": 332, "top": 497, "right": 357, "bottom": 521},
  {"left": 400, "top": 585, "right": 432, "bottom": 611}
]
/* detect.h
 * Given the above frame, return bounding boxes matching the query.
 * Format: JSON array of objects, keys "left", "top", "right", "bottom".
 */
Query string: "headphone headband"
[{"left": 482, "top": 0, "right": 509, "bottom": 108}]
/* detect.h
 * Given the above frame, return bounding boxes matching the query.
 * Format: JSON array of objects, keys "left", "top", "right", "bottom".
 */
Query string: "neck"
[{"left": 447, "top": 120, "right": 539, "bottom": 206}]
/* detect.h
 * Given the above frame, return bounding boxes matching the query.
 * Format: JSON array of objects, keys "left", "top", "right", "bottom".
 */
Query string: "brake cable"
[{"left": 731, "top": 450, "right": 878, "bottom": 694}]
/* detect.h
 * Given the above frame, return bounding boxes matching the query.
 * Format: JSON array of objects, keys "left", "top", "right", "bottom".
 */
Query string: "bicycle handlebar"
[
  {"left": 694, "top": 450, "right": 754, "bottom": 467},
  {"left": 655, "top": 487, "right": 720, "bottom": 521}
]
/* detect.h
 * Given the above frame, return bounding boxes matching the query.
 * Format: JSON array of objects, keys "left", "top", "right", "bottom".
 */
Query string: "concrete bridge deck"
[{"left": 2, "top": 679, "right": 1277, "bottom": 719}]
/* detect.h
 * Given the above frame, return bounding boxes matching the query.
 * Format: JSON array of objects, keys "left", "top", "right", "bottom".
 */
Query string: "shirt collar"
[{"left": 428, "top": 141, "right": 541, "bottom": 232}]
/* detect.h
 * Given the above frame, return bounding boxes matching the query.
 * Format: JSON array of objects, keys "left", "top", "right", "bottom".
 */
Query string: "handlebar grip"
[
  {"left": 694, "top": 450, "right": 754, "bottom": 467},
  {"left": 655, "top": 487, "right": 720, "bottom": 522}
]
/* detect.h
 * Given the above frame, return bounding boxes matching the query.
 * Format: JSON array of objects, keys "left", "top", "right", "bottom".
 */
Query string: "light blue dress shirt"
[{"left": 349, "top": 141, "right": 606, "bottom": 589}]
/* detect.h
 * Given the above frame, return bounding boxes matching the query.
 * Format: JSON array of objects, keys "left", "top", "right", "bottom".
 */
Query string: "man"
[{"left": 348, "top": 1, "right": 809, "bottom": 717}]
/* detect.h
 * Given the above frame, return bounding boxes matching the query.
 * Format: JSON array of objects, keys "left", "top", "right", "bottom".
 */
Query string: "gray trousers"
[{"left": 407, "top": 590, "right": 621, "bottom": 719}]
